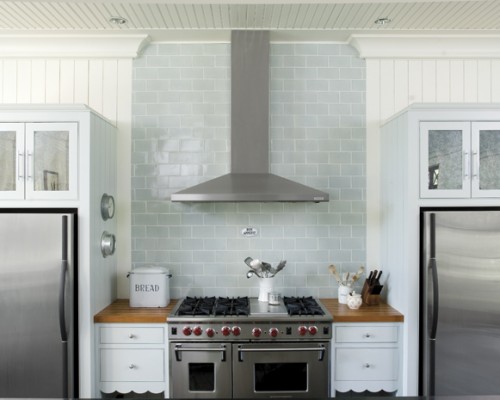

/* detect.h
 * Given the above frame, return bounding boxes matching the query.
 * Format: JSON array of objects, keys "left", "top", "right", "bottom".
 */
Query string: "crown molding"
[
  {"left": 349, "top": 34, "right": 500, "bottom": 59},
  {"left": 0, "top": 34, "right": 150, "bottom": 58}
]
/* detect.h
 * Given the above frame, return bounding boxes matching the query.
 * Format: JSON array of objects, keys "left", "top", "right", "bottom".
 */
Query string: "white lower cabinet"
[
  {"left": 331, "top": 323, "right": 402, "bottom": 396},
  {"left": 96, "top": 324, "right": 169, "bottom": 397}
]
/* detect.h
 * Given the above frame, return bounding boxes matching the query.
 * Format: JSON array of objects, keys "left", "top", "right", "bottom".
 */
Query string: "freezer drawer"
[
  {"left": 100, "top": 349, "right": 165, "bottom": 382},
  {"left": 335, "top": 326, "right": 398, "bottom": 343},
  {"left": 335, "top": 348, "right": 399, "bottom": 381}
]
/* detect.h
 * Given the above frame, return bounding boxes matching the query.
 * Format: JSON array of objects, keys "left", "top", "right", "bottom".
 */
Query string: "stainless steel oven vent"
[{"left": 170, "top": 31, "right": 329, "bottom": 203}]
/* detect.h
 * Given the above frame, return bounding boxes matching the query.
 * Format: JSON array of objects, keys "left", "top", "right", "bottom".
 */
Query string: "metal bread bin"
[{"left": 128, "top": 266, "right": 172, "bottom": 307}]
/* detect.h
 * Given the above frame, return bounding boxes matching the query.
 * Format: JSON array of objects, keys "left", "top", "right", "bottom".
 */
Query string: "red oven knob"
[
  {"left": 252, "top": 327, "right": 262, "bottom": 338},
  {"left": 298, "top": 325, "right": 308, "bottom": 336},
  {"left": 182, "top": 326, "right": 192, "bottom": 336},
  {"left": 232, "top": 326, "right": 241, "bottom": 336},
  {"left": 206, "top": 328, "right": 215, "bottom": 338},
  {"left": 308, "top": 326, "right": 318, "bottom": 335},
  {"left": 221, "top": 326, "right": 231, "bottom": 336},
  {"left": 269, "top": 328, "right": 279, "bottom": 338},
  {"left": 192, "top": 326, "right": 203, "bottom": 336}
]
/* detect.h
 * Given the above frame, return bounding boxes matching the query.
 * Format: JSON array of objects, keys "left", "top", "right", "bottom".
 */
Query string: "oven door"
[
  {"left": 232, "top": 342, "right": 329, "bottom": 398},
  {"left": 170, "top": 342, "right": 232, "bottom": 398}
]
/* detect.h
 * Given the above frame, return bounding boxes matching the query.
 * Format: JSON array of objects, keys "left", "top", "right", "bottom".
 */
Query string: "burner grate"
[
  {"left": 283, "top": 296, "right": 325, "bottom": 316},
  {"left": 177, "top": 296, "right": 216, "bottom": 316},
  {"left": 214, "top": 297, "right": 250, "bottom": 316},
  {"left": 176, "top": 296, "right": 250, "bottom": 316}
]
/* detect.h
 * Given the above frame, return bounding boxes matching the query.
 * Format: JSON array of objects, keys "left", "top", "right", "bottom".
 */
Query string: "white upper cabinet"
[
  {"left": 420, "top": 121, "right": 500, "bottom": 198},
  {"left": 471, "top": 122, "right": 500, "bottom": 197},
  {"left": 0, "top": 122, "right": 78, "bottom": 200}
]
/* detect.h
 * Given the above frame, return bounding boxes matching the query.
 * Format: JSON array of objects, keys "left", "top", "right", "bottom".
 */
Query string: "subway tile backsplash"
[{"left": 132, "top": 42, "right": 366, "bottom": 299}]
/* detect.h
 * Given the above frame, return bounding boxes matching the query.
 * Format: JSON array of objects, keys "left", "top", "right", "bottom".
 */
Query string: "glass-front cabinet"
[
  {"left": 420, "top": 121, "right": 500, "bottom": 198},
  {"left": 0, "top": 122, "right": 77, "bottom": 200}
]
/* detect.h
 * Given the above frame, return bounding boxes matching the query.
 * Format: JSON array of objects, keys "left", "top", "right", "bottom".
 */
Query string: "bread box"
[{"left": 128, "top": 266, "right": 171, "bottom": 307}]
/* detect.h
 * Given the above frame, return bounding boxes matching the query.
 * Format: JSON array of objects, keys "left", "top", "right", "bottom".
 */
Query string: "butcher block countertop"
[
  {"left": 94, "top": 298, "right": 403, "bottom": 324},
  {"left": 320, "top": 298, "right": 404, "bottom": 323},
  {"left": 94, "top": 299, "right": 175, "bottom": 323}
]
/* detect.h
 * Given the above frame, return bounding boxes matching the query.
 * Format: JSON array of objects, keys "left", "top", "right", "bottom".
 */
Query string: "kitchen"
[{"left": 1, "top": 0, "right": 500, "bottom": 398}]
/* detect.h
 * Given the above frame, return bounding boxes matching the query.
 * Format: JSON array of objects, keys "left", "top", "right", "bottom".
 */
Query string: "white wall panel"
[
  {"left": 464, "top": 60, "right": 479, "bottom": 102},
  {"left": 478, "top": 60, "right": 492, "bottom": 102},
  {"left": 436, "top": 60, "right": 450, "bottom": 103},
  {"left": 2, "top": 60, "right": 17, "bottom": 103},
  {"left": 74, "top": 59, "right": 89, "bottom": 104},
  {"left": 31, "top": 59, "right": 46, "bottom": 103},
  {"left": 17, "top": 60, "right": 32, "bottom": 103},
  {"left": 422, "top": 60, "right": 436, "bottom": 102}
]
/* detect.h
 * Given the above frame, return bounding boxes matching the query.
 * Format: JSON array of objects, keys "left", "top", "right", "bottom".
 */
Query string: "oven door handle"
[
  {"left": 237, "top": 344, "right": 326, "bottom": 362},
  {"left": 174, "top": 344, "right": 227, "bottom": 362}
]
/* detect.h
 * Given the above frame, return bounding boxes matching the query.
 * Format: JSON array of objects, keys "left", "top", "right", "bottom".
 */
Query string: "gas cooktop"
[
  {"left": 168, "top": 296, "right": 332, "bottom": 322},
  {"left": 168, "top": 296, "right": 333, "bottom": 341}
]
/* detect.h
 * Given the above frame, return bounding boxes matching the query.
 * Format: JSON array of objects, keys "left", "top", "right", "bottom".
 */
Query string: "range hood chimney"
[{"left": 171, "top": 31, "right": 329, "bottom": 203}]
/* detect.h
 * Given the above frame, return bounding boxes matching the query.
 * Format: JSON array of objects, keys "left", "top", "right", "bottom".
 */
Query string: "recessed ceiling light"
[
  {"left": 109, "top": 16, "right": 127, "bottom": 25},
  {"left": 374, "top": 17, "right": 392, "bottom": 25}
]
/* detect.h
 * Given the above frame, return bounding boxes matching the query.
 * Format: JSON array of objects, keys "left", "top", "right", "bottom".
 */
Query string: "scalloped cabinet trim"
[
  {"left": 349, "top": 34, "right": 500, "bottom": 59},
  {"left": 95, "top": 324, "right": 168, "bottom": 397},
  {"left": 332, "top": 322, "right": 403, "bottom": 395},
  {"left": 0, "top": 34, "right": 150, "bottom": 58}
]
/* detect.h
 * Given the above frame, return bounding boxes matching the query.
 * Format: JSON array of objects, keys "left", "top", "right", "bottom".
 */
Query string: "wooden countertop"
[
  {"left": 94, "top": 298, "right": 403, "bottom": 324},
  {"left": 94, "top": 299, "right": 176, "bottom": 323},
  {"left": 320, "top": 298, "right": 404, "bottom": 323}
]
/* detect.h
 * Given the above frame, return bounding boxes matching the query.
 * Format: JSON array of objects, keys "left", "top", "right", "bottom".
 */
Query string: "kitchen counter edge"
[{"left": 94, "top": 298, "right": 404, "bottom": 324}]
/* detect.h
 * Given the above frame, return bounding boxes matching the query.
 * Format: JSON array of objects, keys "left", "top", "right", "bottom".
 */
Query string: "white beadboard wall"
[
  {"left": 0, "top": 57, "right": 133, "bottom": 301},
  {"left": 366, "top": 58, "right": 500, "bottom": 273}
]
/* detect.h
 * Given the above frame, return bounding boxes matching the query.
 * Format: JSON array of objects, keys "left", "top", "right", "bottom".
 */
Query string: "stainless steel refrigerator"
[
  {"left": 0, "top": 210, "right": 77, "bottom": 398},
  {"left": 420, "top": 208, "right": 500, "bottom": 395}
]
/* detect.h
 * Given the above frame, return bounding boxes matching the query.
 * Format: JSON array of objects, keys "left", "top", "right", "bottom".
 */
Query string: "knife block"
[
  {"left": 361, "top": 278, "right": 382, "bottom": 305},
  {"left": 363, "top": 293, "right": 380, "bottom": 305}
]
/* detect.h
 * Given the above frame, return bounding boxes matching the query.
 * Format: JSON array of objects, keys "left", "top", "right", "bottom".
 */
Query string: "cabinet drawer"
[
  {"left": 100, "top": 327, "right": 164, "bottom": 344},
  {"left": 335, "top": 348, "right": 398, "bottom": 381},
  {"left": 100, "top": 349, "right": 164, "bottom": 382},
  {"left": 335, "top": 325, "right": 398, "bottom": 343}
]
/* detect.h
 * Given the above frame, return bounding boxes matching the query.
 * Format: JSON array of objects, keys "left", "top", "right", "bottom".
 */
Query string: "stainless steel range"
[{"left": 168, "top": 296, "right": 332, "bottom": 398}]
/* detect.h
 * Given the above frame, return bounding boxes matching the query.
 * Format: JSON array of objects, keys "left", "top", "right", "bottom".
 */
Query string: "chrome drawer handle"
[
  {"left": 237, "top": 345, "right": 326, "bottom": 362},
  {"left": 174, "top": 344, "right": 227, "bottom": 362}
]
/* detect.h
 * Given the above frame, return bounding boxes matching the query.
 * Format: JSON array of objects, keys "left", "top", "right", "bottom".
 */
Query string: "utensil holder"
[
  {"left": 338, "top": 285, "right": 351, "bottom": 304},
  {"left": 258, "top": 277, "right": 274, "bottom": 302}
]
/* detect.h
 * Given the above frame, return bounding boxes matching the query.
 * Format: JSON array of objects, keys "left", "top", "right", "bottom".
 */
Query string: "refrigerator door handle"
[
  {"left": 58, "top": 215, "right": 68, "bottom": 343},
  {"left": 429, "top": 257, "right": 439, "bottom": 340}
]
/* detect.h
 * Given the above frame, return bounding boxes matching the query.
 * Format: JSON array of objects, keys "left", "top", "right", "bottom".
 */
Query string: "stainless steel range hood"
[{"left": 171, "top": 31, "right": 329, "bottom": 203}]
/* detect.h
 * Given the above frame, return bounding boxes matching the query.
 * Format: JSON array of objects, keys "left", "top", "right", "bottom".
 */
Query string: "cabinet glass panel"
[
  {"left": 478, "top": 129, "right": 500, "bottom": 190},
  {"left": 427, "top": 129, "right": 463, "bottom": 191},
  {"left": 33, "top": 130, "right": 69, "bottom": 192},
  {"left": 0, "top": 131, "right": 16, "bottom": 191}
]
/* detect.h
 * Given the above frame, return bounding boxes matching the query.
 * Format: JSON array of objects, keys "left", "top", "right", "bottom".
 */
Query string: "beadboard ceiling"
[{"left": 1, "top": 0, "right": 499, "bottom": 41}]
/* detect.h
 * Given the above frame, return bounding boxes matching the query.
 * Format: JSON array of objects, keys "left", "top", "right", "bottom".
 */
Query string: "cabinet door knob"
[
  {"left": 364, "top": 363, "right": 371, "bottom": 368},
  {"left": 128, "top": 333, "right": 135, "bottom": 339},
  {"left": 129, "top": 364, "right": 136, "bottom": 369},
  {"left": 363, "top": 333, "right": 371, "bottom": 338}
]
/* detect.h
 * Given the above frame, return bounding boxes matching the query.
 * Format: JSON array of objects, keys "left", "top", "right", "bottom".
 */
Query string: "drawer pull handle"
[
  {"left": 363, "top": 333, "right": 371, "bottom": 338},
  {"left": 364, "top": 363, "right": 371, "bottom": 368},
  {"left": 129, "top": 333, "right": 135, "bottom": 339},
  {"left": 129, "top": 364, "right": 136, "bottom": 369}
]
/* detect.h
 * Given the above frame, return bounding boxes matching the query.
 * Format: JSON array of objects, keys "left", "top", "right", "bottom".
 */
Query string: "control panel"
[{"left": 169, "top": 322, "right": 331, "bottom": 340}]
